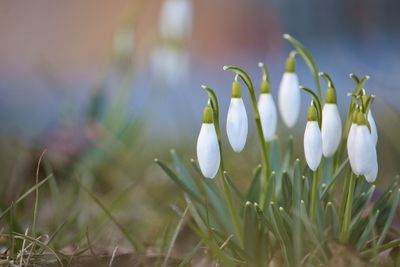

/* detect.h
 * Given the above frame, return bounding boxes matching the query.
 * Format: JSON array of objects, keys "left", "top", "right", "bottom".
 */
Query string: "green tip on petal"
[
  {"left": 356, "top": 112, "right": 368, "bottom": 125},
  {"left": 285, "top": 55, "right": 296, "bottom": 73},
  {"left": 260, "top": 80, "right": 270, "bottom": 94},
  {"left": 326, "top": 87, "right": 337, "bottom": 104},
  {"left": 202, "top": 106, "right": 214, "bottom": 123},
  {"left": 231, "top": 80, "right": 242, "bottom": 98},
  {"left": 307, "top": 105, "right": 318, "bottom": 121}
]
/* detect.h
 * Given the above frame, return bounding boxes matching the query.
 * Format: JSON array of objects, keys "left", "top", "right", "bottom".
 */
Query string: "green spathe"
[
  {"left": 307, "top": 105, "right": 318, "bottom": 121},
  {"left": 325, "top": 87, "right": 337, "bottom": 104},
  {"left": 231, "top": 80, "right": 242, "bottom": 98},
  {"left": 202, "top": 106, "right": 214, "bottom": 123}
]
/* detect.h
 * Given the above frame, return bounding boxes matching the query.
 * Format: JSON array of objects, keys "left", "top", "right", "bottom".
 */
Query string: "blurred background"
[{"left": 0, "top": 0, "right": 399, "bottom": 254}]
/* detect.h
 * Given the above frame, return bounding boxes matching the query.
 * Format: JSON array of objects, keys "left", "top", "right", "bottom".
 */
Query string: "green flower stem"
[
  {"left": 223, "top": 65, "right": 270, "bottom": 209},
  {"left": 202, "top": 85, "right": 243, "bottom": 247},
  {"left": 340, "top": 172, "right": 357, "bottom": 242},
  {"left": 309, "top": 170, "right": 319, "bottom": 223}
]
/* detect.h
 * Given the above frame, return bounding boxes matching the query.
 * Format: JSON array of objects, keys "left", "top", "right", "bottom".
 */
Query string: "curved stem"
[
  {"left": 223, "top": 65, "right": 270, "bottom": 208},
  {"left": 319, "top": 72, "right": 335, "bottom": 88},
  {"left": 258, "top": 62, "right": 269, "bottom": 82}
]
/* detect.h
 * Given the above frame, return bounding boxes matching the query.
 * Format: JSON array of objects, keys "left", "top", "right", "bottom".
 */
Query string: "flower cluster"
[{"left": 196, "top": 55, "right": 378, "bottom": 183}]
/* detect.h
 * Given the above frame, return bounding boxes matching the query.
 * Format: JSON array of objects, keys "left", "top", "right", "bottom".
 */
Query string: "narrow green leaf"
[
  {"left": 377, "top": 189, "right": 400, "bottom": 246},
  {"left": 245, "top": 165, "right": 262, "bottom": 202},
  {"left": 283, "top": 34, "right": 322, "bottom": 99},
  {"left": 356, "top": 210, "right": 380, "bottom": 250},
  {"left": 155, "top": 159, "right": 202, "bottom": 203}
]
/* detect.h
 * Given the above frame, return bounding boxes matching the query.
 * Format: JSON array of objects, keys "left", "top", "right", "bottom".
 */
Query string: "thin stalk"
[
  {"left": 223, "top": 66, "right": 270, "bottom": 208},
  {"left": 340, "top": 172, "right": 357, "bottom": 242},
  {"left": 309, "top": 170, "right": 319, "bottom": 222}
]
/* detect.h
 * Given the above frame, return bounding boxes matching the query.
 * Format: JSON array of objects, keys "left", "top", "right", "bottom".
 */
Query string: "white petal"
[
  {"left": 347, "top": 123, "right": 359, "bottom": 174},
  {"left": 368, "top": 110, "right": 378, "bottom": 145},
  {"left": 258, "top": 93, "right": 277, "bottom": 141},
  {"left": 304, "top": 121, "right": 322, "bottom": 171},
  {"left": 365, "top": 146, "right": 378, "bottom": 183},
  {"left": 278, "top": 72, "right": 300, "bottom": 128},
  {"left": 321, "top": 104, "right": 342, "bottom": 157},
  {"left": 354, "top": 125, "right": 375, "bottom": 176},
  {"left": 197, "top": 123, "right": 220, "bottom": 178},
  {"left": 227, "top": 98, "right": 248, "bottom": 152}
]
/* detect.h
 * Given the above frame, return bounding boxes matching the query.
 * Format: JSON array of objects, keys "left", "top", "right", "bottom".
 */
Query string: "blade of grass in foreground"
[
  {"left": 0, "top": 174, "right": 53, "bottom": 220},
  {"left": 78, "top": 181, "right": 143, "bottom": 253}
]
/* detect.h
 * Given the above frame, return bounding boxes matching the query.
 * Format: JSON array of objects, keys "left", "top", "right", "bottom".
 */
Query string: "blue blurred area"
[{"left": 0, "top": 0, "right": 399, "bottom": 144}]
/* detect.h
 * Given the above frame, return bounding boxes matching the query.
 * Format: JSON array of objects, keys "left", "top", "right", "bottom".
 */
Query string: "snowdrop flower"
[
  {"left": 197, "top": 106, "right": 220, "bottom": 178},
  {"left": 278, "top": 54, "right": 300, "bottom": 128},
  {"left": 227, "top": 80, "right": 248, "bottom": 152},
  {"left": 348, "top": 112, "right": 378, "bottom": 182},
  {"left": 321, "top": 87, "right": 342, "bottom": 157},
  {"left": 304, "top": 105, "right": 322, "bottom": 171},
  {"left": 367, "top": 110, "right": 378, "bottom": 145},
  {"left": 258, "top": 79, "right": 277, "bottom": 141},
  {"left": 353, "top": 113, "right": 377, "bottom": 178},
  {"left": 159, "top": 0, "right": 192, "bottom": 40}
]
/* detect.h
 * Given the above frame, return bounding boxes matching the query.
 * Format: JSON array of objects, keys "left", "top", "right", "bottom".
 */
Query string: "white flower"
[
  {"left": 304, "top": 121, "right": 322, "bottom": 171},
  {"left": 160, "top": 0, "right": 192, "bottom": 40},
  {"left": 258, "top": 93, "right": 277, "bottom": 141},
  {"left": 278, "top": 72, "right": 300, "bottom": 128},
  {"left": 348, "top": 112, "right": 378, "bottom": 182},
  {"left": 347, "top": 123, "right": 358, "bottom": 174},
  {"left": 304, "top": 105, "right": 322, "bottom": 171},
  {"left": 367, "top": 110, "right": 378, "bottom": 145},
  {"left": 197, "top": 110, "right": 220, "bottom": 178},
  {"left": 227, "top": 98, "right": 248, "bottom": 152},
  {"left": 321, "top": 104, "right": 342, "bottom": 157},
  {"left": 353, "top": 125, "right": 376, "bottom": 177}
]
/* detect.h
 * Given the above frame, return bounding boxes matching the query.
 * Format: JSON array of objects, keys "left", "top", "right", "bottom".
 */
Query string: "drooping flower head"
[
  {"left": 278, "top": 53, "right": 300, "bottom": 128},
  {"left": 226, "top": 78, "right": 248, "bottom": 152},
  {"left": 197, "top": 105, "right": 220, "bottom": 178},
  {"left": 257, "top": 63, "right": 277, "bottom": 141},
  {"left": 321, "top": 86, "right": 342, "bottom": 157},
  {"left": 304, "top": 104, "right": 322, "bottom": 171}
]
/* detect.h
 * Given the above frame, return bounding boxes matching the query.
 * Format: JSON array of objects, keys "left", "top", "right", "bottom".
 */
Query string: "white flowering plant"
[{"left": 156, "top": 35, "right": 400, "bottom": 266}]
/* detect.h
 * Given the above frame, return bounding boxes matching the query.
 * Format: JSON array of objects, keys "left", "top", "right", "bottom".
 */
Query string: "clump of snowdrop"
[
  {"left": 197, "top": 105, "right": 220, "bottom": 178},
  {"left": 226, "top": 78, "right": 248, "bottom": 152},
  {"left": 157, "top": 35, "right": 398, "bottom": 267},
  {"left": 321, "top": 86, "right": 342, "bottom": 157},
  {"left": 304, "top": 104, "right": 322, "bottom": 171},
  {"left": 257, "top": 63, "right": 277, "bottom": 141},
  {"left": 278, "top": 53, "right": 300, "bottom": 128}
]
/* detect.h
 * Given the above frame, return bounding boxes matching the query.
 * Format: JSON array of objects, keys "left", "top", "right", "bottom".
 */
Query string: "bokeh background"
[{"left": 0, "top": 0, "right": 399, "bottom": 253}]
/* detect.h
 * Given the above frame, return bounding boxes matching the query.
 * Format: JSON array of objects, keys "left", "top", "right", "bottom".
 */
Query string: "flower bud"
[
  {"left": 304, "top": 105, "right": 322, "bottom": 171},
  {"left": 227, "top": 81, "right": 248, "bottom": 152},
  {"left": 197, "top": 106, "right": 220, "bottom": 178},
  {"left": 258, "top": 80, "right": 277, "bottom": 141},
  {"left": 321, "top": 90, "right": 342, "bottom": 157},
  {"left": 278, "top": 54, "right": 300, "bottom": 128}
]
